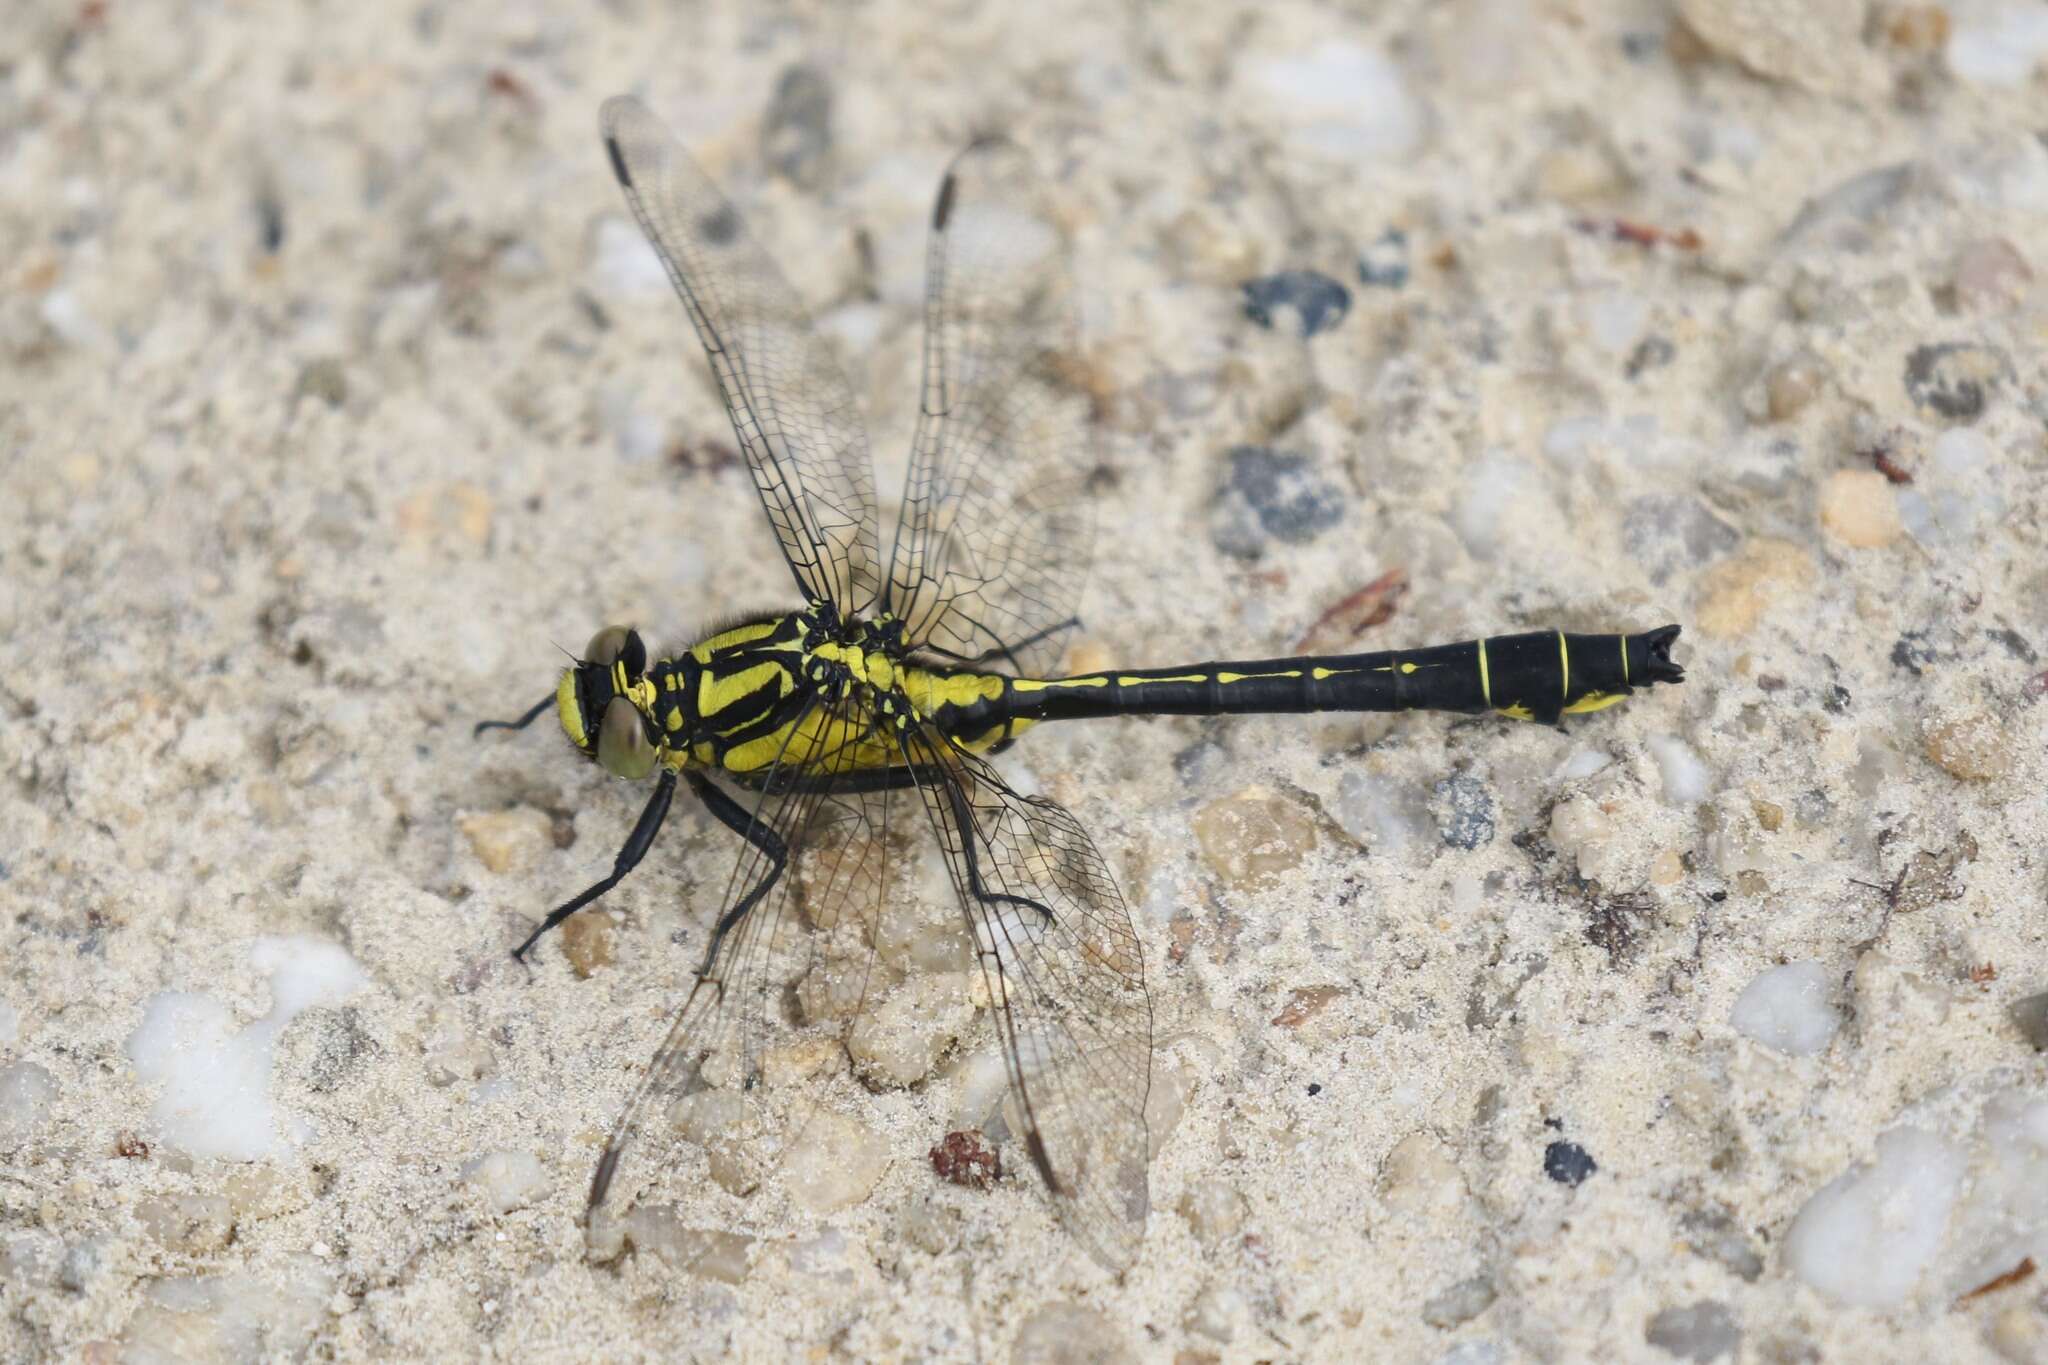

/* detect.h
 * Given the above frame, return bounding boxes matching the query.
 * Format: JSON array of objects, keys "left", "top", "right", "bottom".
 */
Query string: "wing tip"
[
  {"left": 932, "top": 170, "right": 958, "bottom": 231},
  {"left": 604, "top": 134, "right": 633, "bottom": 190}
]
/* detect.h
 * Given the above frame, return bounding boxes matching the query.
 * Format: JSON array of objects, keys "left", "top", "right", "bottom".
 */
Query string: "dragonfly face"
[{"left": 557, "top": 624, "right": 663, "bottom": 781}]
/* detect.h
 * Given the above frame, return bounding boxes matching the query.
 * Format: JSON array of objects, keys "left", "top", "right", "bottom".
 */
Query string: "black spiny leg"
[
  {"left": 941, "top": 772, "right": 1056, "bottom": 927},
  {"left": 513, "top": 771, "right": 676, "bottom": 961},
  {"left": 683, "top": 772, "right": 796, "bottom": 976}
]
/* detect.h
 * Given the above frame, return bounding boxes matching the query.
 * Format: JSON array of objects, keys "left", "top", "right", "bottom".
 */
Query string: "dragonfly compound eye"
[
  {"left": 596, "top": 694, "right": 658, "bottom": 779},
  {"left": 584, "top": 625, "right": 633, "bottom": 667}
]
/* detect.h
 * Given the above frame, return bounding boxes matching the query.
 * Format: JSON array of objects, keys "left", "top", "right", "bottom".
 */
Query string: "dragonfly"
[{"left": 478, "top": 95, "right": 1686, "bottom": 1272}]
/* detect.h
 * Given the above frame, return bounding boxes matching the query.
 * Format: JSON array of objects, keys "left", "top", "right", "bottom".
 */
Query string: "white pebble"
[
  {"left": 1334, "top": 771, "right": 1434, "bottom": 851},
  {"left": 590, "top": 216, "right": 669, "bottom": 298},
  {"left": 1236, "top": 40, "right": 1425, "bottom": 165},
  {"left": 1646, "top": 734, "right": 1711, "bottom": 804},
  {"left": 781, "top": 1109, "right": 889, "bottom": 1214},
  {"left": 0, "top": 1060, "right": 56, "bottom": 1147},
  {"left": 1453, "top": 455, "right": 1544, "bottom": 562},
  {"left": 462, "top": 1151, "right": 546, "bottom": 1214},
  {"left": 1947, "top": 6, "right": 2048, "bottom": 87},
  {"left": 126, "top": 936, "right": 368, "bottom": 1160},
  {"left": 0, "top": 996, "right": 17, "bottom": 1048},
  {"left": 1784, "top": 1127, "right": 1965, "bottom": 1307},
  {"left": 1729, "top": 961, "right": 1841, "bottom": 1055},
  {"left": 1557, "top": 747, "right": 1612, "bottom": 781}
]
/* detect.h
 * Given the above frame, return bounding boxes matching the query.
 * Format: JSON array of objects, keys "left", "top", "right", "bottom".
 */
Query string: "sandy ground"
[{"left": 5, "top": 0, "right": 2048, "bottom": 1360}]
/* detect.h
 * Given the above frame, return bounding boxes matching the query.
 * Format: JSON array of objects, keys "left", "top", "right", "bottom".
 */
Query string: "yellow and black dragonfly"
[{"left": 480, "top": 95, "right": 1684, "bottom": 1271}]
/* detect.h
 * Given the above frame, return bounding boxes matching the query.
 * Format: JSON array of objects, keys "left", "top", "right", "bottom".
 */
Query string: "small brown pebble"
[
  {"left": 1695, "top": 539, "right": 1816, "bottom": 639},
  {"left": 1765, "top": 353, "right": 1826, "bottom": 421},
  {"left": 1819, "top": 469, "right": 1903, "bottom": 548},
  {"left": 1191, "top": 786, "right": 1319, "bottom": 889},
  {"left": 560, "top": 913, "right": 614, "bottom": 978},
  {"left": 1952, "top": 238, "right": 2032, "bottom": 314},
  {"left": 1923, "top": 712, "right": 2011, "bottom": 781},
  {"left": 1271, "top": 985, "right": 1345, "bottom": 1028}
]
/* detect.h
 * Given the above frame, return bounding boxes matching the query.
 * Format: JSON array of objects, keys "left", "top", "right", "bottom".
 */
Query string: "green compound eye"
[
  {"left": 584, "top": 625, "right": 632, "bottom": 667},
  {"left": 596, "top": 694, "right": 657, "bottom": 779}
]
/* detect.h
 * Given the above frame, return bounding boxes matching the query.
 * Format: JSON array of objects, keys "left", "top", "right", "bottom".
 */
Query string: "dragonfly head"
[{"left": 558, "top": 625, "right": 663, "bottom": 780}]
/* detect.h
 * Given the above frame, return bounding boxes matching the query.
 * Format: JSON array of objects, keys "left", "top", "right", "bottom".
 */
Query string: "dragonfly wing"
[
  {"left": 885, "top": 137, "right": 1097, "bottom": 676},
  {"left": 601, "top": 95, "right": 880, "bottom": 613},
  {"left": 585, "top": 700, "right": 894, "bottom": 1245},
  {"left": 896, "top": 722, "right": 1154, "bottom": 1270}
]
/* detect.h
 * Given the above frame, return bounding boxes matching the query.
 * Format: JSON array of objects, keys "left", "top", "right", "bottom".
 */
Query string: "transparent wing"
[
  {"left": 601, "top": 95, "right": 879, "bottom": 613},
  {"left": 884, "top": 137, "right": 1096, "bottom": 676},
  {"left": 585, "top": 698, "right": 905, "bottom": 1243},
  {"left": 895, "top": 721, "right": 1154, "bottom": 1270}
]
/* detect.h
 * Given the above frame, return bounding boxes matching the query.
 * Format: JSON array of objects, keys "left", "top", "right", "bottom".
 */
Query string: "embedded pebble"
[
  {"left": 119, "top": 1261, "right": 332, "bottom": 1360},
  {"left": 1818, "top": 469, "right": 1903, "bottom": 548},
  {"left": 1543, "top": 1140, "right": 1596, "bottom": 1186},
  {"left": 621, "top": 1207, "right": 752, "bottom": 1283},
  {"left": 1679, "top": 1208, "right": 1764, "bottom": 1282},
  {"left": 760, "top": 64, "right": 833, "bottom": 191},
  {"left": 1899, "top": 427, "right": 2000, "bottom": 548},
  {"left": 1240, "top": 269, "right": 1351, "bottom": 338},
  {"left": 1990, "top": 1307, "right": 2048, "bottom": 1365},
  {"left": 59, "top": 1238, "right": 108, "bottom": 1294},
  {"left": 1335, "top": 771, "right": 1436, "bottom": 851},
  {"left": 1783, "top": 1127, "right": 1965, "bottom": 1306},
  {"left": 1357, "top": 228, "right": 1410, "bottom": 288},
  {"left": 1176, "top": 1181, "right": 1247, "bottom": 1244},
  {"left": 590, "top": 216, "right": 668, "bottom": 298},
  {"left": 1548, "top": 795, "right": 1617, "bottom": 883},
  {"left": 1676, "top": 0, "right": 1879, "bottom": 98},
  {"left": 847, "top": 973, "right": 971, "bottom": 1086},
  {"left": 0, "top": 996, "right": 16, "bottom": 1047},
  {"left": 1946, "top": 5, "right": 2048, "bottom": 86},
  {"left": 1421, "top": 1274, "right": 1496, "bottom": 1329},
  {"left": 1645, "top": 1300, "right": 1741, "bottom": 1363},
  {"left": 1763, "top": 352, "right": 1826, "bottom": 421},
  {"left": 462, "top": 1151, "right": 546, "bottom": 1213},
  {"left": 0, "top": 1060, "right": 55, "bottom": 1147},
  {"left": 1622, "top": 495, "right": 1740, "bottom": 586},
  {"left": 1210, "top": 446, "right": 1347, "bottom": 560},
  {"left": 1191, "top": 785, "right": 1319, "bottom": 889},
  {"left": 458, "top": 807, "right": 553, "bottom": 875},
  {"left": 1903, "top": 342, "right": 2007, "bottom": 424},
  {"left": 1379, "top": 1132, "right": 1468, "bottom": 1213},
  {"left": 1011, "top": 1301, "right": 1134, "bottom": 1365},
  {"left": 1, "top": 1230, "right": 60, "bottom": 1286},
  {"left": 1186, "top": 1281, "right": 1245, "bottom": 1343},
  {"left": 1453, "top": 456, "right": 1545, "bottom": 561},
  {"left": 2008, "top": 992, "right": 2048, "bottom": 1051},
  {"left": 1729, "top": 961, "right": 1841, "bottom": 1056},
  {"left": 1951, "top": 237, "right": 2033, "bottom": 313},
  {"left": 1433, "top": 774, "right": 1495, "bottom": 850},
  {"left": 782, "top": 1109, "right": 889, "bottom": 1214},
  {"left": 137, "top": 1194, "right": 235, "bottom": 1255},
  {"left": 1694, "top": 539, "right": 1815, "bottom": 639},
  {"left": 1646, "top": 735, "right": 1711, "bottom": 805},
  {"left": 560, "top": 914, "right": 614, "bottom": 979},
  {"left": 1923, "top": 711, "right": 2011, "bottom": 781},
  {"left": 1234, "top": 39, "right": 1426, "bottom": 165}
]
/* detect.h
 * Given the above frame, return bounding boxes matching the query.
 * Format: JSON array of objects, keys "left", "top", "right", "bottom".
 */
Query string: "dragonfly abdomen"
[{"left": 1004, "top": 625, "right": 1682, "bottom": 728}]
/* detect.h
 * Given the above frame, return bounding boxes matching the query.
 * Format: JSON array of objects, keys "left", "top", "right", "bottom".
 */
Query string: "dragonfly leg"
[
  {"left": 684, "top": 772, "right": 797, "bottom": 977},
  {"left": 513, "top": 771, "right": 676, "bottom": 960}
]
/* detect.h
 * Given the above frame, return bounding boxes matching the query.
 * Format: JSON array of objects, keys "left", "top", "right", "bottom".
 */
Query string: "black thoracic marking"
[
  {"left": 604, "top": 135, "right": 632, "bottom": 188},
  {"left": 932, "top": 171, "right": 958, "bottom": 231},
  {"left": 705, "top": 673, "right": 788, "bottom": 734}
]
